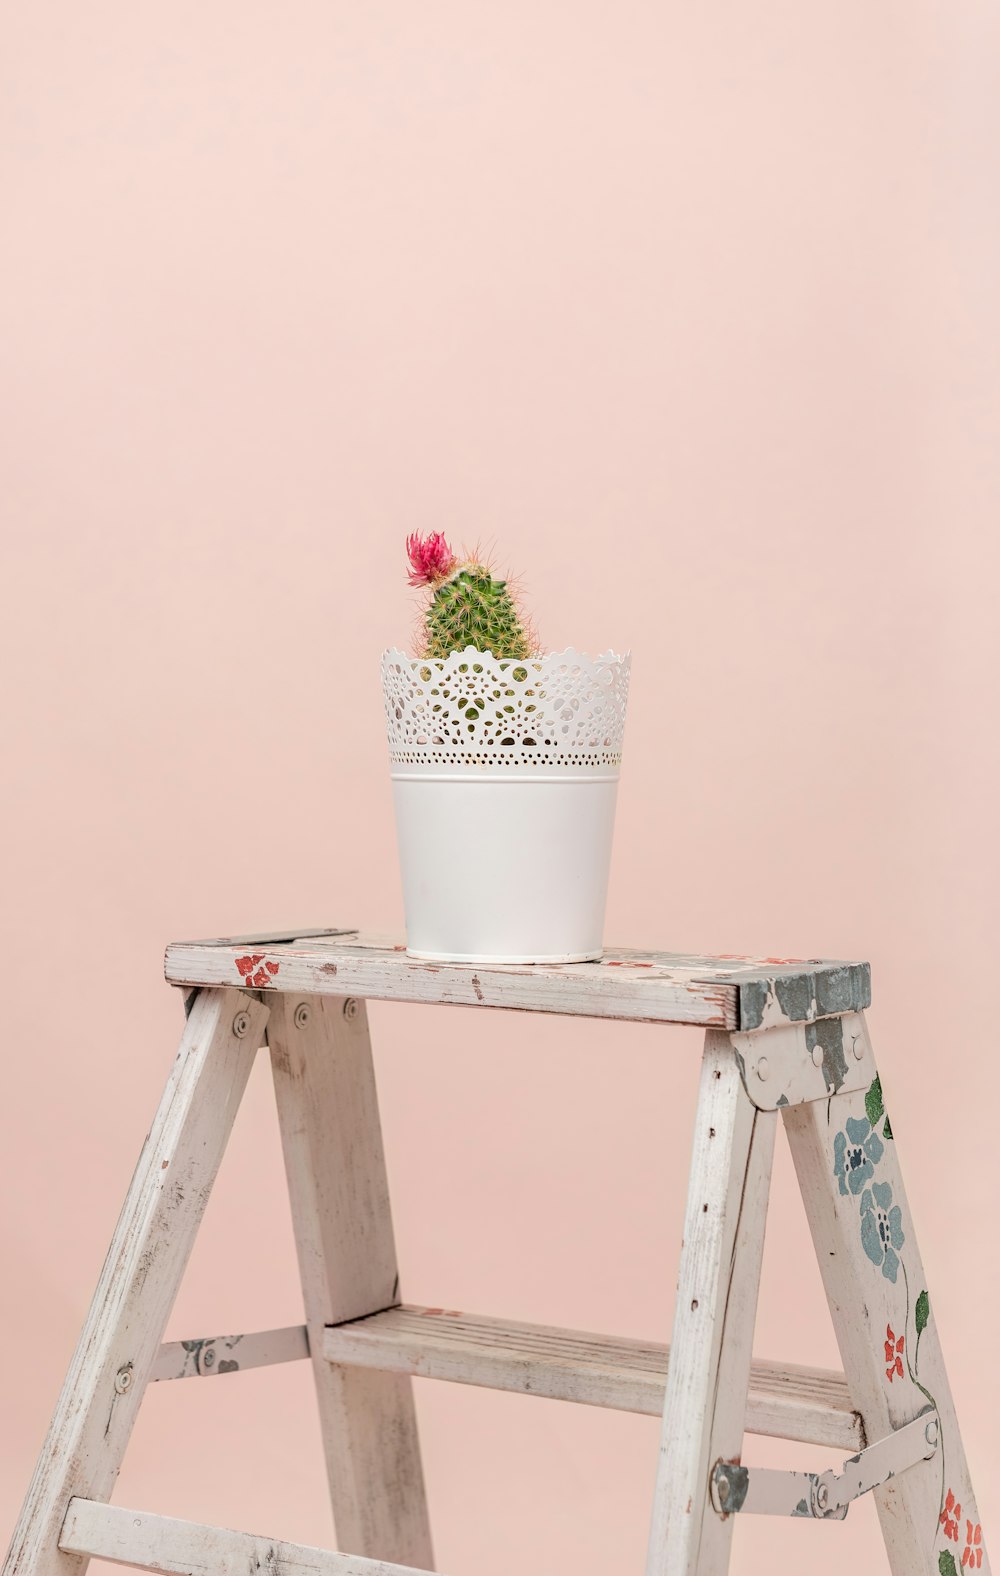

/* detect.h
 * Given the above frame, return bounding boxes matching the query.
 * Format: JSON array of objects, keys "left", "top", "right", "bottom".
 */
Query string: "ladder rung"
[
  {"left": 60, "top": 1499, "right": 432, "bottom": 1576},
  {"left": 323, "top": 1305, "right": 863, "bottom": 1451}
]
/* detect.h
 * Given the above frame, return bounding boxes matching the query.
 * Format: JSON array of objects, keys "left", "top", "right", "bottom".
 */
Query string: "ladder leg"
[
  {"left": 646, "top": 1032, "right": 777, "bottom": 1576},
  {"left": 783, "top": 1011, "right": 990, "bottom": 1574},
  {"left": 268, "top": 994, "right": 434, "bottom": 1569},
  {"left": 2, "top": 987, "right": 268, "bottom": 1576}
]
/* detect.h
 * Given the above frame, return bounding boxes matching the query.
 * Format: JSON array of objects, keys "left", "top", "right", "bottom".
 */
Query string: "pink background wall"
[{"left": 2, "top": 5, "right": 998, "bottom": 1572}]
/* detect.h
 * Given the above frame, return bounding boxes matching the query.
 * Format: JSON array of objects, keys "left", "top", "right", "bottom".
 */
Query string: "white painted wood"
[
  {"left": 165, "top": 932, "right": 872, "bottom": 1031},
  {"left": 59, "top": 1501, "right": 434, "bottom": 1576},
  {"left": 731, "top": 1011, "right": 877, "bottom": 1110},
  {"left": 2, "top": 988, "right": 268, "bottom": 1576},
  {"left": 268, "top": 993, "right": 434, "bottom": 1569},
  {"left": 323, "top": 1304, "right": 862, "bottom": 1450},
  {"left": 150, "top": 1324, "right": 308, "bottom": 1381},
  {"left": 784, "top": 1014, "right": 991, "bottom": 1574},
  {"left": 645, "top": 1034, "right": 778, "bottom": 1576}
]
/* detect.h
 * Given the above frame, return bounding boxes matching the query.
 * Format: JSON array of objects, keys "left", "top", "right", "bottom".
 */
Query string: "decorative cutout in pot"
[{"left": 382, "top": 534, "right": 630, "bottom": 963}]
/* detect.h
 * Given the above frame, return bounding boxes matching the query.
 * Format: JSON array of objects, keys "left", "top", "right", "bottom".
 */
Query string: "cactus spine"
[{"left": 405, "top": 533, "right": 534, "bottom": 660}]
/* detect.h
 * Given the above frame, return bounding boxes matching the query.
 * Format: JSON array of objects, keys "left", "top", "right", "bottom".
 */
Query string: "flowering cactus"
[{"left": 405, "top": 532, "right": 535, "bottom": 660}]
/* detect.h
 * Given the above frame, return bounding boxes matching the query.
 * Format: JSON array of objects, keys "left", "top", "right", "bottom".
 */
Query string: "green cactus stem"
[
  {"left": 424, "top": 564, "right": 532, "bottom": 660},
  {"left": 405, "top": 533, "right": 534, "bottom": 659}
]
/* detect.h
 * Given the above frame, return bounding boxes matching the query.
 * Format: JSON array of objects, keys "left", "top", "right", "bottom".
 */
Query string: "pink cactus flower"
[{"left": 406, "top": 531, "right": 457, "bottom": 587}]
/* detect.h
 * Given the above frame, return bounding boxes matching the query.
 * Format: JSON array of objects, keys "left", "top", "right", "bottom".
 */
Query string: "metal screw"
[
  {"left": 925, "top": 1417, "right": 939, "bottom": 1451},
  {"left": 716, "top": 1475, "right": 730, "bottom": 1505},
  {"left": 815, "top": 1482, "right": 830, "bottom": 1511},
  {"left": 294, "top": 1002, "right": 311, "bottom": 1030},
  {"left": 756, "top": 1057, "right": 770, "bottom": 1082},
  {"left": 203, "top": 1347, "right": 216, "bottom": 1367},
  {"left": 343, "top": 998, "right": 359, "bottom": 1020},
  {"left": 233, "top": 1010, "right": 251, "bottom": 1039},
  {"left": 114, "top": 1365, "right": 133, "bottom": 1395},
  {"left": 811, "top": 1044, "right": 825, "bottom": 1068}
]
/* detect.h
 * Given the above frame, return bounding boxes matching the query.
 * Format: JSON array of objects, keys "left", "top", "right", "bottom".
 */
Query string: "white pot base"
[
  {"left": 405, "top": 947, "right": 603, "bottom": 965},
  {"left": 391, "top": 774, "right": 619, "bottom": 966}
]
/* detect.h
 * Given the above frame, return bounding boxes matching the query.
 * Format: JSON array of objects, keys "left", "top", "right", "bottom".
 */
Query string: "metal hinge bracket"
[{"left": 712, "top": 1410, "right": 939, "bottom": 1520}]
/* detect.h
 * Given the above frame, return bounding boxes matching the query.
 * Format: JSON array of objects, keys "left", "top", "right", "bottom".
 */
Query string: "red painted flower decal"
[
  {"left": 963, "top": 1519, "right": 984, "bottom": 1569},
  {"left": 941, "top": 1489, "right": 962, "bottom": 1542},
  {"left": 884, "top": 1323, "right": 904, "bottom": 1381},
  {"left": 235, "top": 953, "right": 280, "bottom": 989},
  {"left": 406, "top": 531, "right": 457, "bottom": 587}
]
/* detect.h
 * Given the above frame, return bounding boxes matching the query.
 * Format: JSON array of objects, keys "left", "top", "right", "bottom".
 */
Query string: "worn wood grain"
[
  {"left": 646, "top": 1034, "right": 777, "bottom": 1576},
  {"left": 165, "top": 931, "right": 871, "bottom": 1030},
  {"left": 268, "top": 994, "right": 433, "bottom": 1569},
  {"left": 59, "top": 1501, "right": 433, "bottom": 1576},
  {"left": 323, "top": 1305, "right": 861, "bottom": 1450},
  {"left": 2, "top": 989, "right": 268, "bottom": 1576}
]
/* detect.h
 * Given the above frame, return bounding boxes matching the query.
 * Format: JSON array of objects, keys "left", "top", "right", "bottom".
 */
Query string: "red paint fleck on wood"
[
  {"left": 235, "top": 953, "right": 281, "bottom": 989},
  {"left": 605, "top": 960, "right": 654, "bottom": 968}
]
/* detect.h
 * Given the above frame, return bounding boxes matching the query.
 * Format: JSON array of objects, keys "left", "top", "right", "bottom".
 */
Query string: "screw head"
[
  {"left": 815, "top": 1482, "right": 830, "bottom": 1510},
  {"left": 114, "top": 1365, "right": 133, "bottom": 1395},
  {"left": 925, "top": 1417, "right": 939, "bottom": 1451},
  {"left": 233, "top": 1010, "right": 251, "bottom": 1039},
  {"left": 203, "top": 1347, "right": 216, "bottom": 1367},
  {"left": 811, "top": 1044, "right": 825, "bottom": 1068},
  {"left": 756, "top": 1056, "right": 770, "bottom": 1082},
  {"left": 343, "top": 997, "right": 359, "bottom": 1020},
  {"left": 294, "top": 1002, "right": 311, "bottom": 1030},
  {"left": 716, "top": 1474, "right": 730, "bottom": 1504}
]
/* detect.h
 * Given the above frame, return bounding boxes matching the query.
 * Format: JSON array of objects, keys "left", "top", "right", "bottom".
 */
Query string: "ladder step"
[
  {"left": 322, "top": 1305, "right": 863, "bottom": 1451},
  {"left": 60, "top": 1499, "right": 433, "bottom": 1576}
]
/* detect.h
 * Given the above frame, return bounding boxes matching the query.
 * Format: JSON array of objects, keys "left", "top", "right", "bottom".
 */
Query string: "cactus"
[{"left": 405, "top": 533, "right": 535, "bottom": 660}]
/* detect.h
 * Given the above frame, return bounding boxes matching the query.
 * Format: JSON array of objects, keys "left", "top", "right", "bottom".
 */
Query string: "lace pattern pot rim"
[{"left": 381, "top": 645, "right": 631, "bottom": 770}]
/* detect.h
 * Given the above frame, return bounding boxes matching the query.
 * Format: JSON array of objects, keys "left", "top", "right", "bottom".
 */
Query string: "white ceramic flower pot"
[{"left": 381, "top": 647, "right": 630, "bottom": 963}]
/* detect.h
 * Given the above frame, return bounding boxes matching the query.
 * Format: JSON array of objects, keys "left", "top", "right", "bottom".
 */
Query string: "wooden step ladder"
[{"left": 3, "top": 930, "right": 989, "bottom": 1576}]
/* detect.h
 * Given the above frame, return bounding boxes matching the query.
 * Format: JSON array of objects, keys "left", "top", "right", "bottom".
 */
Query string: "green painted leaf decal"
[
  {"left": 916, "top": 1290, "right": 930, "bottom": 1335},
  {"left": 865, "top": 1076, "right": 884, "bottom": 1126},
  {"left": 882, "top": 1114, "right": 894, "bottom": 1140},
  {"left": 939, "top": 1551, "right": 959, "bottom": 1576}
]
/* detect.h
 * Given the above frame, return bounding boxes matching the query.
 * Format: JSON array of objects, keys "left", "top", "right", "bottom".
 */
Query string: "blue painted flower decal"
[
  {"left": 834, "top": 1115, "right": 884, "bottom": 1196},
  {"left": 861, "top": 1181, "right": 905, "bottom": 1282}
]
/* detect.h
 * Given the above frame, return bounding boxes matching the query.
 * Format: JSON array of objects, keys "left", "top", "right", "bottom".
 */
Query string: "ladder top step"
[{"left": 165, "top": 930, "right": 870, "bottom": 1030}]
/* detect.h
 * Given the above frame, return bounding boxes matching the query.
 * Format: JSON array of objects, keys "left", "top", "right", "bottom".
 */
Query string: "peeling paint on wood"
[
  {"left": 165, "top": 933, "right": 871, "bottom": 1031},
  {"left": 235, "top": 954, "right": 281, "bottom": 989},
  {"left": 2, "top": 989, "right": 268, "bottom": 1576},
  {"left": 59, "top": 1501, "right": 435, "bottom": 1576},
  {"left": 731, "top": 1013, "right": 874, "bottom": 1111}
]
